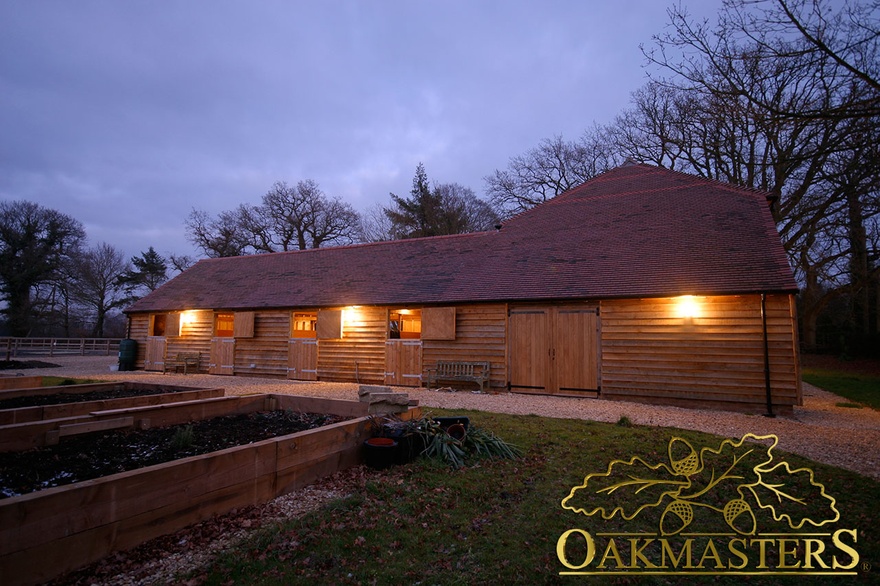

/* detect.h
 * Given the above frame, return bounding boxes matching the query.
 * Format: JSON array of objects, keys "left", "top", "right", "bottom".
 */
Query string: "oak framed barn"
[{"left": 124, "top": 163, "right": 801, "bottom": 414}]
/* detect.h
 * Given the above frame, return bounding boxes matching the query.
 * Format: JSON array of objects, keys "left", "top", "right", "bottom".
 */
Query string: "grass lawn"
[
  {"left": 191, "top": 409, "right": 877, "bottom": 585},
  {"left": 802, "top": 368, "right": 880, "bottom": 410}
]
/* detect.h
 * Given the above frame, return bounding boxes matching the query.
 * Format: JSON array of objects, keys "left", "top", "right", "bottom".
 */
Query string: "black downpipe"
[{"left": 761, "top": 294, "right": 775, "bottom": 418}]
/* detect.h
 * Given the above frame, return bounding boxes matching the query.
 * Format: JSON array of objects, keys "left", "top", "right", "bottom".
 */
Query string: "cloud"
[{"left": 0, "top": 0, "right": 723, "bottom": 261}]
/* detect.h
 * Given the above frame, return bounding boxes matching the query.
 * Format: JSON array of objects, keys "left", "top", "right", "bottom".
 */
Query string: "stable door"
[{"left": 508, "top": 306, "right": 599, "bottom": 396}]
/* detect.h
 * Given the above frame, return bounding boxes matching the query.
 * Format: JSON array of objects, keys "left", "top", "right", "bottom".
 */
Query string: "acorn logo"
[{"left": 561, "top": 434, "right": 840, "bottom": 535}]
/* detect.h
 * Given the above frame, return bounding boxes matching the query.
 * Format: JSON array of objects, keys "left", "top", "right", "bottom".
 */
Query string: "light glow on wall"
[
  {"left": 341, "top": 306, "right": 362, "bottom": 334},
  {"left": 675, "top": 295, "right": 701, "bottom": 320}
]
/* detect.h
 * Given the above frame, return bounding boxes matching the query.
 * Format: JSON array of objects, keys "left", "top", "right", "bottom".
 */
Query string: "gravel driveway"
[{"left": 16, "top": 354, "right": 880, "bottom": 480}]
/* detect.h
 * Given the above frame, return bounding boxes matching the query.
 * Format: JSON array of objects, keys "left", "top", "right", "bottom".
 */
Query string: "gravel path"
[{"left": 17, "top": 354, "right": 880, "bottom": 480}]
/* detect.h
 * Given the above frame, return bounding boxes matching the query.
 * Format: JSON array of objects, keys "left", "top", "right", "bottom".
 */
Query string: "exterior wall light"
[{"left": 675, "top": 295, "right": 701, "bottom": 321}]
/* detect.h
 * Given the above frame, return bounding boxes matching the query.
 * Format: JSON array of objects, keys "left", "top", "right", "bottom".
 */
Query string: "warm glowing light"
[
  {"left": 675, "top": 296, "right": 701, "bottom": 320},
  {"left": 180, "top": 311, "right": 196, "bottom": 325},
  {"left": 341, "top": 306, "right": 362, "bottom": 332}
]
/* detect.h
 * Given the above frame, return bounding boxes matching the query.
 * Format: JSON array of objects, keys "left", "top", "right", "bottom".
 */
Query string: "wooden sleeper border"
[
  {"left": 0, "top": 394, "right": 421, "bottom": 586},
  {"left": 0, "top": 382, "right": 226, "bottom": 425}
]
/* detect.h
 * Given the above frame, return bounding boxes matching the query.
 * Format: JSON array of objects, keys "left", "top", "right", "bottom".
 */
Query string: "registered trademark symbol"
[{"left": 863, "top": 561, "right": 872, "bottom": 572}]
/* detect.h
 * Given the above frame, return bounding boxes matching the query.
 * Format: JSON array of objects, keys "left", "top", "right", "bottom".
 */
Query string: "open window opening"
[
  {"left": 389, "top": 309, "right": 421, "bottom": 339},
  {"left": 291, "top": 311, "right": 318, "bottom": 338},
  {"left": 214, "top": 312, "right": 234, "bottom": 338},
  {"left": 150, "top": 312, "right": 181, "bottom": 337},
  {"left": 150, "top": 314, "right": 166, "bottom": 336}
]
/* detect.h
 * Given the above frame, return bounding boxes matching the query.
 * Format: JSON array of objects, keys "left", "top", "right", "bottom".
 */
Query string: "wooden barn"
[{"left": 124, "top": 163, "right": 801, "bottom": 414}]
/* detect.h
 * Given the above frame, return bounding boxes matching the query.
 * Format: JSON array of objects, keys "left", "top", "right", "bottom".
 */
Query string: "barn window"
[
  {"left": 150, "top": 313, "right": 181, "bottom": 337},
  {"left": 150, "top": 314, "right": 166, "bottom": 336},
  {"left": 291, "top": 312, "right": 318, "bottom": 338},
  {"left": 214, "top": 312, "right": 234, "bottom": 337},
  {"left": 389, "top": 309, "right": 421, "bottom": 339}
]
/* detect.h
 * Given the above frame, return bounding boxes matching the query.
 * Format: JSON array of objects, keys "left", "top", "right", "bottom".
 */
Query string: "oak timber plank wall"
[
  {"left": 318, "top": 306, "right": 386, "bottom": 384},
  {"left": 233, "top": 311, "right": 289, "bottom": 377},
  {"left": 600, "top": 294, "right": 801, "bottom": 413},
  {"left": 422, "top": 304, "right": 507, "bottom": 389},
  {"left": 128, "top": 315, "right": 150, "bottom": 366},
  {"left": 167, "top": 310, "right": 213, "bottom": 372}
]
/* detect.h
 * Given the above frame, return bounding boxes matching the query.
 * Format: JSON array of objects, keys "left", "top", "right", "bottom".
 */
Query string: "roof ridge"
[{"left": 196, "top": 227, "right": 497, "bottom": 264}]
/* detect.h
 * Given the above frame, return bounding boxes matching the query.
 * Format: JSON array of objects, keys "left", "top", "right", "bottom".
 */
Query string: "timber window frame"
[
  {"left": 150, "top": 312, "right": 181, "bottom": 337},
  {"left": 213, "top": 311, "right": 255, "bottom": 338},
  {"left": 213, "top": 312, "right": 234, "bottom": 338},
  {"left": 389, "top": 309, "right": 421, "bottom": 340},
  {"left": 291, "top": 311, "right": 318, "bottom": 339}
]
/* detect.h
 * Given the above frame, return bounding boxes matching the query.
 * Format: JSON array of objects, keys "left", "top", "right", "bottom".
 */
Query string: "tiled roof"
[{"left": 126, "top": 164, "right": 797, "bottom": 313}]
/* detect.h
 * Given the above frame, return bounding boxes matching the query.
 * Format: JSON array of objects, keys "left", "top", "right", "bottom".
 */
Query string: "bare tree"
[
  {"left": 644, "top": 0, "right": 880, "bottom": 122},
  {"left": 67, "top": 243, "right": 131, "bottom": 337},
  {"left": 484, "top": 131, "right": 621, "bottom": 217},
  {"left": 169, "top": 254, "right": 196, "bottom": 273},
  {"left": 638, "top": 0, "right": 880, "bottom": 350},
  {"left": 359, "top": 202, "right": 396, "bottom": 242},
  {"left": 185, "top": 208, "right": 250, "bottom": 258},
  {"left": 435, "top": 183, "right": 499, "bottom": 233},
  {"left": 186, "top": 180, "right": 361, "bottom": 256}
]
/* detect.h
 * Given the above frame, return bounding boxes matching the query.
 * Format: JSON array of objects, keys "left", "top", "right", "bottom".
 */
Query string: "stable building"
[{"left": 124, "top": 163, "right": 801, "bottom": 414}]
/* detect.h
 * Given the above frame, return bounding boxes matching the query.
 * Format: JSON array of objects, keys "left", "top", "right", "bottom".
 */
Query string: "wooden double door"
[{"left": 508, "top": 305, "right": 599, "bottom": 396}]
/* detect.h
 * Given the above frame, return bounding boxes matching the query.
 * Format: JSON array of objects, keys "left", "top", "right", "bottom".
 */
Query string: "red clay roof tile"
[{"left": 126, "top": 164, "right": 797, "bottom": 313}]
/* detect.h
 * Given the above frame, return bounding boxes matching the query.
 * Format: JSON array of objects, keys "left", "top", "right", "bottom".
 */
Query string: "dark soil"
[
  {"left": 0, "top": 386, "right": 192, "bottom": 410},
  {"left": 0, "top": 410, "right": 350, "bottom": 499},
  {"left": 0, "top": 359, "right": 60, "bottom": 370}
]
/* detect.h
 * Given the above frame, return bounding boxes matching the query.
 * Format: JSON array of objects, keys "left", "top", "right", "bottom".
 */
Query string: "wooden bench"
[
  {"left": 163, "top": 352, "right": 201, "bottom": 374},
  {"left": 425, "top": 361, "right": 490, "bottom": 392}
]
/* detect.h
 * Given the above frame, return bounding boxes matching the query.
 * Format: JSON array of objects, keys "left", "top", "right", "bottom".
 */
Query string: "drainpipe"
[{"left": 761, "top": 294, "right": 775, "bottom": 418}]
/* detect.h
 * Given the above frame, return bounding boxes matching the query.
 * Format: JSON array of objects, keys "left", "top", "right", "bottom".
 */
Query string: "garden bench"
[
  {"left": 425, "top": 361, "right": 490, "bottom": 392},
  {"left": 163, "top": 352, "right": 201, "bottom": 374}
]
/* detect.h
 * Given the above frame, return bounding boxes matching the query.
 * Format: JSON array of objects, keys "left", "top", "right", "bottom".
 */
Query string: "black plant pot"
[
  {"left": 433, "top": 416, "right": 470, "bottom": 431},
  {"left": 363, "top": 437, "right": 398, "bottom": 470}
]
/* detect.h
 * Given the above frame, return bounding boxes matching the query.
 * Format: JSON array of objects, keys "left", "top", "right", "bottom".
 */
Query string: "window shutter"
[
  {"left": 233, "top": 311, "right": 255, "bottom": 338},
  {"left": 165, "top": 312, "right": 181, "bottom": 337},
  {"left": 421, "top": 307, "right": 456, "bottom": 340},
  {"left": 316, "top": 309, "right": 342, "bottom": 339}
]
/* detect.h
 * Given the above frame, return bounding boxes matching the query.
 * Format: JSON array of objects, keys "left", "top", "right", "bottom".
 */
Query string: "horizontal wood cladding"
[
  {"left": 423, "top": 304, "right": 507, "bottom": 389},
  {"left": 600, "top": 294, "right": 801, "bottom": 412},
  {"left": 128, "top": 315, "right": 150, "bottom": 365},
  {"left": 233, "top": 311, "right": 289, "bottom": 377},
  {"left": 317, "top": 306, "right": 386, "bottom": 384},
  {"left": 164, "top": 311, "right": 213, "bottom": 372}
]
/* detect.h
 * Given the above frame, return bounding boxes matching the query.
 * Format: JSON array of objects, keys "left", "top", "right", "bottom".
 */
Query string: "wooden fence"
[{"left": 1, "top": 338, "right": 122, "bottom": 360}]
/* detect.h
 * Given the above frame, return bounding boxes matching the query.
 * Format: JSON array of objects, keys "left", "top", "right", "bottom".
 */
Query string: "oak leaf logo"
[{"left": 561, "top": 434, "right": 839, "bottom": 535}]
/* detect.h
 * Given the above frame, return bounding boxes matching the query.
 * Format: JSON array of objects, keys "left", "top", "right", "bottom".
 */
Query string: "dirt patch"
[
  {"left": 0, "top": 360, "right": 60, "bottom": 370},
  {"left": 0, "top": 411, "right": 350, "bottom": 499}
]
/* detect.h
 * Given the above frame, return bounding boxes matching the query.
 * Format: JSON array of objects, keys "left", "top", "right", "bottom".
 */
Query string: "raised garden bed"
[
  {"left": 0, "top": 375, "right": 42, "bottom": 391},
  {"left": 0, "top": 409, "right": 348, "bottom": 498},
  {"left": 0, "top": 381, "right": 225, "bottom": 425},
  {"left": 0, "top": 394, "right": 421, "bottom": 586}
]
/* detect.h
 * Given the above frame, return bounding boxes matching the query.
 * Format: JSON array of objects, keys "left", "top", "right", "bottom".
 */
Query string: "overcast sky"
[{"left": 0, "top": 1, "right": 722, "bottom": 264}]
